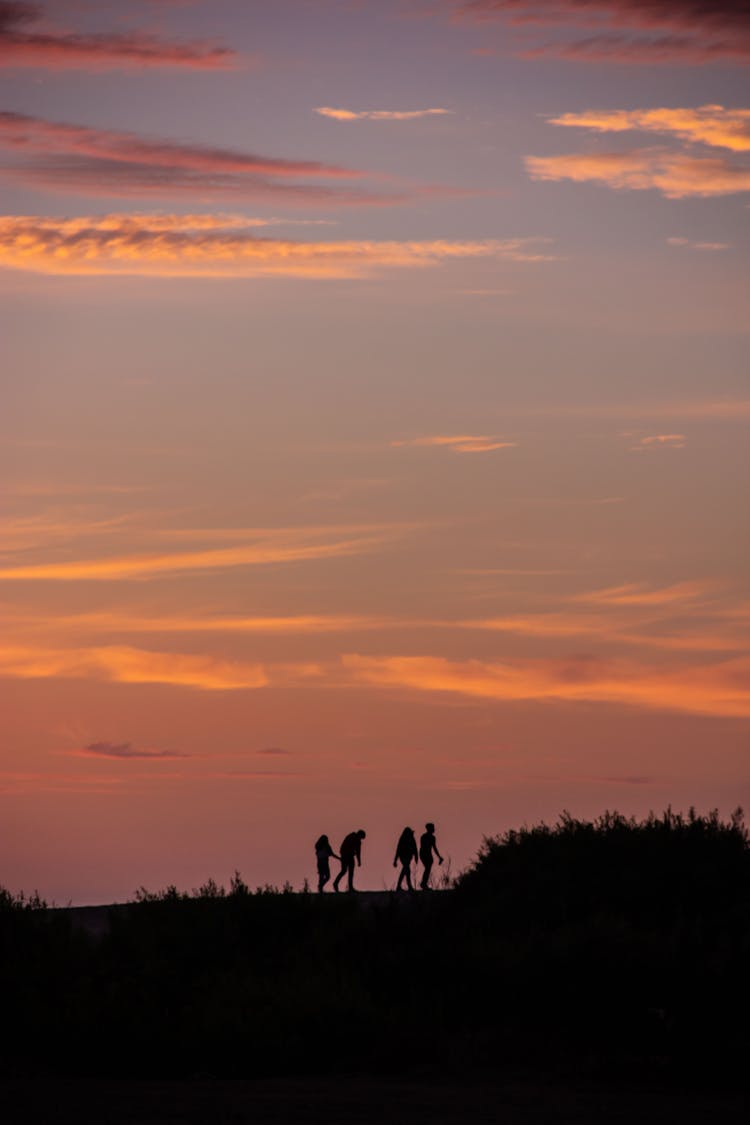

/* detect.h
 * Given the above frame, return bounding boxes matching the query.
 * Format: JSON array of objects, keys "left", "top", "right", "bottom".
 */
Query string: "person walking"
[
  {"left": 393, "top": 827, "right": 418, "bottom": 891},
  {"left": 314, "top": 834, "right": 339, "bottom": 893},
  {"left": 333, "top": 829, "right": 366, "bottom": 892},
  {"left": 419, "top": 822, "right": 444, "bottom": 890}
]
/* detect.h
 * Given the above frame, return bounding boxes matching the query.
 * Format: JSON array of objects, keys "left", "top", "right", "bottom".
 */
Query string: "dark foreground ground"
[
  {"left": 56, "top": 891, "right": 420, "bottom": 939},
  {"left": 4, "top": 812, "right": 747, "bottom": 1122},
  {"left": 2, "top": 1076, "right": 747, "bottom": 1125}
]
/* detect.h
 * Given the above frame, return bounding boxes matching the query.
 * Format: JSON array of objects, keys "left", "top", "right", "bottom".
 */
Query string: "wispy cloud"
[
  {"left": 9, "top": 609, "right": 398, "bottom": 636},
  {"left": 0, "top": 524, "right": 391, "bottom": 580},
  {"left": 629, "top": 433, "right": 687, "bottom": 451},
  {"left": 391, "top": 434, "right": 517, "bottom": 453},
  {"left": 0, "top": 770, "right": 127, "bottom": 795},
  {"left": 525, "top": 148, "right": 750, "bottom": 198},
  {"left": 0, "top": 111, "right": 361, "bottom": 179},
  {"left": 447, "top": 1, "right": 750, "bottom": 65},
  {"left": 0, "top": 214, "right": 553, "bottom": 279},
  {"left": 458, "top": 609, "right": 747, "bottom": 654},
  {"left": 0, "top": 0, "right": 236, "bottom": 70},
  {"left": 0, "top": 111, "right": 411, "bottom": 206},
  {"left": 547, "top": 106, "right": 750, "bottom": 152},
  {"left": 575, "top": 581, "right": 712, "bottom": 607},
  {"left": 0, "top": 643, "right": 268, "bottom": 690},
  {"left": 315, "top": 106, "right": 453, "bottom": 121},
  {"left": 72, "top": 741, "right": 188, "bottom": 760},
  {"left": 667, "top": 236, "right": 729, "bottom": 251},
  {"left": 343, "top": 653, "right": 750, "bottom": 718}
]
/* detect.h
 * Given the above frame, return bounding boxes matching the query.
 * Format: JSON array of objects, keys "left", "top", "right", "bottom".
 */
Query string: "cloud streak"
[
  {"left": 447, "top": 1, "right": 750, "bottom": 64},
  {"left": 344, "top": 653, "right": 750, "bottom": 718},
  {"left": 0, "top": 111, "right": 415, "bottom": 207},
  {"left": 525, "top": 148, "right": 750, "bottom": 197},
  {"left": 667, "top": 236, "right": 729, "bottom": 251},
  {"left": 630, "top": 433, "right": 687, "bottom": 451},
  {"left": 0, "top": 643, "right": 269, "bottom": 690},
  {"left": 547, "top": 106, "right": 750, "bottom": 152},
  {"left": 315, "top": 107, "right": 453, "bottom": 121},
  {"left": 0, "top": 524, "right": 391, "bottom": 580},
  {"left": 0, "top": 111, "right": 362, "bottom": 179},
  {"left": 575, "top": 581, "right": 713, "bottom": 606},
  {"left": 73, "top": 741, "right": 188, "bottom": 760},
  {"left": 0, "top": 0, "right": 235, "bottom": 70},
  {"left": 391, "top": 434, "right": 517, "bottom": 453},
  {"left": 0, "top": 214, "right": 552, "bottom": 279}
]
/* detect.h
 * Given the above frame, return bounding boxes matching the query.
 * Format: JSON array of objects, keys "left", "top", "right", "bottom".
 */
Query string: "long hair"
[
  {"left": 397, "top": 827, "right": 415, "bottom": 851},
  {"left": 315, "top": 834, "right": 329, "bottom": 851}
]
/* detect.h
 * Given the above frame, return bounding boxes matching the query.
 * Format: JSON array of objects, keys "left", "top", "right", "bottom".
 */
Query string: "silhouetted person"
[
  {"left": 333, "top": 829, "right": 366, "bottom": 892},
  {"left": 393, "top": 826, "right": 418, "bottom": 891},
  {"left": 419, "top": 822, "right": 443, "bottom": 890},
  {"left": 315, "top": 834, "right": 339, "bottom": 894}
]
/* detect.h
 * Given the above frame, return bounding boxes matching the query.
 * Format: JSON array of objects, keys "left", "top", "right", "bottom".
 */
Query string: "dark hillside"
[{"left": 1, "top": 809, "right": 747, "bottom": 1090}]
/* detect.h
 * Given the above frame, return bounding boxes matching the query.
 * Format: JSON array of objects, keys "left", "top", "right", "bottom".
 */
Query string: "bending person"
[
  {"left": 419, "top": 822, "right": 444, "bottom": 890},
  {"left": 315, "top": 834, "right": 339, "bottom": 894},
  {"left": 333, "top": 829, "right": 366, "bottom": 893},
  {"left": 393, "top": 826, "right": 418, "bottom": 892}
]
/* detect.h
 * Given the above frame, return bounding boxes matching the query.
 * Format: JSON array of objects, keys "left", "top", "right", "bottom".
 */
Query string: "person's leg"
[
  {"left": 333, "top": 861, "right": 345, "bottom": 892},
  {"left": 405, "top": 864, "right": 413, "bottom": 892},
  {"left": 420, "top": 860, "right": 432, "bottom": 890},
  {"left": 318, "top": 863, "right": 329, "bottom": 893},
  {"left": 346, "top": 859, "right": 355, "bottom": 891}
]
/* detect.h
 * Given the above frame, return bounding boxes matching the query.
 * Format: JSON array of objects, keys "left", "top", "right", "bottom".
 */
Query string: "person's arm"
[
  {"left": 393, "top": 849, "right": 399, "bottom": 867},
  {"left": 433, "top": 838, "right": 444, "bottom": 864}
]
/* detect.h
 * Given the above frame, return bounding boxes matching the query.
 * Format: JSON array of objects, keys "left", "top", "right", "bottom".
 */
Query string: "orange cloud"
[
  {"left": 0, "top": 643, "right": 268, "bottom": 690},
  {"left": 343, "top": 653, "right": 750, "bottom": 718},
  {"left": 0, "top": 1, "right": 235, "bottom": 70},
  {"left": 391, "top": 434, "right": 517, "bottom": 453},
  {"left": 667, "top": 237, "right": 729, "bottom": 251},
  {"left": 13, "top": 610, "right": 395, "bottom": 636},
  {"left": 0, "top": 527, "right": 389, "bottom": 581},
  {"left": 315, "top": 107, "right": 453, "bottom": 121},
  {"left": 547, "top": 106, "right": 750, "bottom": 152},
  {"left": 630, "top": 433, "right": 687, "bottom": 451},
  {"left": 0, "top": 215, "right": 544, "bottom": 279},
  {"left": 525, "top": 149, "right": 750, "bottom": 198},
  {"left": 575, "top": 581, "right": 712, "bottom": 607},
  {"left": 459, "top": 611, "right": 747, "bottom": 654}
]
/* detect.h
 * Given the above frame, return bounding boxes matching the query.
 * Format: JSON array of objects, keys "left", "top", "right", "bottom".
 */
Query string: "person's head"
[
  {"left": 399, "top": 826, "right": 414, "bottom": 842},
  {"left": 357, "top": 829, "right": 366, "bottom": 839},
  {"left": 315, "top": 834, "right": 329, "bottom": 849},
  {"left": 426, "top": 822, "right": 435, "bottom": 833}
]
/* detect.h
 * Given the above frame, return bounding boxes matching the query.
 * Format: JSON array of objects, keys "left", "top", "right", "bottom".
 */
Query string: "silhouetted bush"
[{"left": 1, "top": 809, "right": 747, "bottom": 1082}]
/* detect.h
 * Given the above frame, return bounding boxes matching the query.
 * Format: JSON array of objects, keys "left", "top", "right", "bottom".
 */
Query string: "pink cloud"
[
  {"left": 0, "top": 0, "right": 235, "bottom": 70},
  {"left": 447, "top": 1, "right": 750, "bottom": 64},
  {"left": 0, "top": 111, "right": 415, "bottom": 207},
  {"left": 0, "top": 112, "right": 361, "bottom": 180}
]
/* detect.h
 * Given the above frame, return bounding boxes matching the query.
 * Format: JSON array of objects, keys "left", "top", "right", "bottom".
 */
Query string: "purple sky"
[{"left": 1, "top": 0, "right": 748, "bottom": 903}]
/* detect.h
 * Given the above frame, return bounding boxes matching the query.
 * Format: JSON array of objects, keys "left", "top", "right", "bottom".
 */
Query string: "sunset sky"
[{"left": 2, "top": 0, "right": 748, "bottom": 904}]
